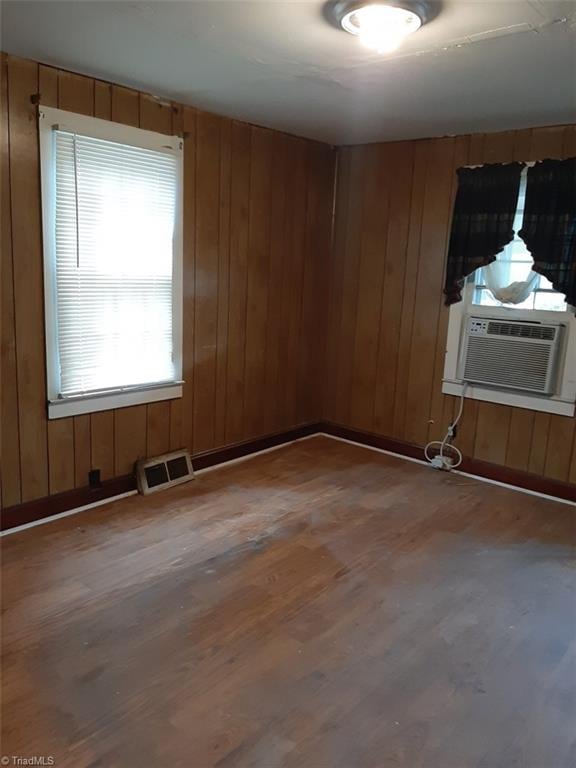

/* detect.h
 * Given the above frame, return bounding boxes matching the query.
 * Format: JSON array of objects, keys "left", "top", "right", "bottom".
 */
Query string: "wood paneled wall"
[
  {"left": 1, "top": 54, "right": 335, "bottom": 507},
  {"left": 3, "top": 51, "right": 574, "bottom": 509},
  {"left": 324, "top": 125, "right": 576, "bottom": 485}
]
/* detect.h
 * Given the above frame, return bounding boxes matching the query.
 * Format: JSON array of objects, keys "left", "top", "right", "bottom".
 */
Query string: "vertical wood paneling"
[
  {"left": 297, "top": 142, "right": 318, "bottom": 426},
  {"left": 169, "top": 397, "right": 183, "bottom": 451},
  {"left": 276, "top": 135, "right": 300, "bottom": 430},
  {"left": 8, "top": 57, "right": 49, "bottom": 502},
  {"left": 91, "top": 410, "right": 114, "bottom": 481},
  {"left": 427, "top": 135, "right": 470, "bottom": 445},
  {"left": 284, "top": 138, "right": 309, "bottom": 429},
  {"left": 4, "top": 52, "right": 572, "bottom": 506},
  {"left": 73, "top": 415, "right": 91, "bottom": 488},
  {"left": 193, "top": 111, "right": 220, "bottom": 453},
  {"left": 324, "top": 150, "right": 350, "bottom": 422},
  {"left": 146, "top": 402, "right": 170, "bottom": 458},
  {"left": 528, "top": 412, "right": 552, "bottom": 476},
  {"left": 225, "top": 121, "right": 251, "bottom": 445},
  {"left": 114, "top": 406, "right": 147, "bottom": 476},
  {"left": 244, "top": 127, "right": 273, "bottom": 438},
  {"left": 474, "top": 403, "right": 511, "bottom": 466},
  {"left": 139, "top": 93, "right": 172, "bottom": 134},
  {"left": 180, "top": 106, "right": 197, "bottom": 453},
  {"left": 2, "top": 56, "right": 335, "bottom": 507},
  {"left": 391, "top": 140, "right": 427, "bottom": 440},
  {"left": 544, "top": 415, "right": 575, "bottom": 481},
  {"left": 47, "top": 419, "right": 75, "bottom": 495},
  {"left": 404, "top": 137, "right": 455, "bottom": 446},
  {"left": 569, "top": 429, "right": 576, "bottom": 485},
  {"left": 58, "top": 71, "right": 93, "bottom": 116},
  {"left": 297, "top": 145, "right": 335, "bottom": 425},
  {"left": 327, "top": 124, "right": 575, "bottom": 484},
  {"left": 373, "top": 141, "right": 416, "bottom": 436},
  {"left": 332, "top": 147, "right": 365, "bottom": 426},
  {"left": 349, "top": 143, "right": 391, "bottom": 432},
  {"left": 263, "top": 134, "right": 288, "bottom": 433},
  {"left": 1, "top": 53, "right": 21, "bottom": 507},
  {"left": 39, "top": 64, "right": 58, "bottom": 106},
  {"left": 214, "top": 119, "right": 232, "bottom": 447},
  {"left": 111, "top": 85, "right": 139, "bottom": 127},
  {"left": 94, "top": 81, "right": 112, "bottom": 119},
  {"left": 311, "top": 148, "right": 336, "bottom": 420},
  {"left": 505, "top": 408, "right": 535, "bottom": 472}
]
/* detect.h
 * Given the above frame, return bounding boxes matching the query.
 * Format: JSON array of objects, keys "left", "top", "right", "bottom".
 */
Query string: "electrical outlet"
[{"left": 88, "top": 469, "right": 101, "bottom": 488}]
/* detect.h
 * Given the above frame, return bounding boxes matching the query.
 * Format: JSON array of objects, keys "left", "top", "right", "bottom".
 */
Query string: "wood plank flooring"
[{"left": 1, "top": 436, "right": 575, "bottom": 768}]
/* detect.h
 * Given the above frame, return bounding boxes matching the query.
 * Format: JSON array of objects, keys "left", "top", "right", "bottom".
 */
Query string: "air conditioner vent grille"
[
  {"left": 458, "top": 317, "right": 563, "bottom": 395},
  {"left": 463, "top": 338, "right": 552, "bottom": 392},
  {"left": 486, "top": 321, "right": 556, "bottom": 341}
]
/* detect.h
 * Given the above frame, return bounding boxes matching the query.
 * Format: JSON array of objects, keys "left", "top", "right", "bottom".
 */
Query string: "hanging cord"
[
  {"left": 424, "top": 383, "right": 468, "bottom": 470},
  {"left": 72, "top": 133, "right": 80, "bottom": 268}
]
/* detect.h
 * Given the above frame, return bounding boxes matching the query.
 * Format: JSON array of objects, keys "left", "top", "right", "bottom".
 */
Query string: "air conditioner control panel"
[{"left": 468, "top": 319, "right": 488, "bottom": 334}]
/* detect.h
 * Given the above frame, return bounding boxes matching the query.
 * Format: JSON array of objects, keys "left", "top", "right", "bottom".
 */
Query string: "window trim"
[
  {"left": 39, "top": 106, "right": 184, "bottom": 419},
  {"left": 442, "top": 282, "right": 576, "bottom": 417}
]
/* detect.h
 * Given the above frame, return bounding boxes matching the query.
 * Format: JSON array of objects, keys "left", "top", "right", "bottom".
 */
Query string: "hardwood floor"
[{"left": 1, "top": 436, "right": 575, "bottom": 768}]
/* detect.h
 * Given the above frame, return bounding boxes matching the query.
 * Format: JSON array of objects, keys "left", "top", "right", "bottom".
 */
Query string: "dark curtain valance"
[
  {"left": 444, "top": 162, "right": 523, "bottom": 305},
  {"left": 518, "top": 157, "right": 576, "bottom": 310}
]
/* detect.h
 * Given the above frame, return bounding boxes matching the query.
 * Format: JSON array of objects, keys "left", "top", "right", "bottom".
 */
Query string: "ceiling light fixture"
[{"left": 330, "top": 1, "right": 436, "bottom": 54}]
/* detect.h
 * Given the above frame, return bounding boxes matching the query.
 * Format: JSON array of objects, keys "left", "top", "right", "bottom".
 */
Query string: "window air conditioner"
[{"left": 458, "top": 316, "right": 564, "bottom": 395}]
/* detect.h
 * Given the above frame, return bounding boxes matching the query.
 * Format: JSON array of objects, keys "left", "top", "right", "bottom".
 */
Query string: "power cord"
[{"left": 424, "top": 384, "right": 468, "bottom": 470}]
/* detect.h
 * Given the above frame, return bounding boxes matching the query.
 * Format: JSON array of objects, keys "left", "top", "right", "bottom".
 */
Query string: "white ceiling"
[{"left": 1, "top": 0, "right": 575, "bottom": 144}]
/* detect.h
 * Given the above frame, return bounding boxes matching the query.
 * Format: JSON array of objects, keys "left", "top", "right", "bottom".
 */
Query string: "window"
[
  {"left": 39, "top": 107, "right": 183, "bottom": 419},
  {"left": 471, "top": 170, "right": 567, "bottom": 313},
  {"left": 474, "top": 271, "right": 567, "bottom": 313},
  {"left": 443, "top": 167, "right": 575, "bottom": 417}
]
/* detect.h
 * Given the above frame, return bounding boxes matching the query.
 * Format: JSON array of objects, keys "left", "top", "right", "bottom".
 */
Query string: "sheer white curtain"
[
  {"left": 483, "top": 258, "right": 539, "bottom": 304},
  {"left": 483, "top": 166, "right": 539, "bottom": 305}
]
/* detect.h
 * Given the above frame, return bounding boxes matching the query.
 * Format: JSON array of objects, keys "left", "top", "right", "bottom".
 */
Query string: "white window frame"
[
  {"left": 443, "top": 282, "right": 576, "bottom": 417},
  {"left": 39, "top": 106, "right": 184, "bottom": 419}
]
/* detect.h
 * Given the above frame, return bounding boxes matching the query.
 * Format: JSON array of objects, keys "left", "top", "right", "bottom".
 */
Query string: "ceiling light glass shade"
[{"left": 339, "top": 2, "right": 424, "bottom": 53}]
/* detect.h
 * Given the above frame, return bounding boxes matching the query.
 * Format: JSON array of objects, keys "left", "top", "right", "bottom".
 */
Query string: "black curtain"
[
  {"left": 444, "top": 162, "right": 524, "bottom": 305},
  {"left": 519, "top": 157, "right": 576, "bottom": 310}
]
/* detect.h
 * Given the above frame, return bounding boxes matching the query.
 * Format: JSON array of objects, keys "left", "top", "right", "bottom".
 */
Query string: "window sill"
[
  {"left": 48, "top": 383, "right": 183, "bottom": 420},
  {"left": 442, "top": 379, "right": 575, "bottom": 417}
]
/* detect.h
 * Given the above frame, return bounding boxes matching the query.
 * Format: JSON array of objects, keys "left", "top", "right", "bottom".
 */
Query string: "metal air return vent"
[{"left": 136, "top": 450, "right": 194, "bottom": 495}]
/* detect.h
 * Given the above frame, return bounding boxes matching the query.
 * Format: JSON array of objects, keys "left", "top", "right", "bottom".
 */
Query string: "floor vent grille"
[{"left": 136, "top": 450, "right": 194, "bottom": 495}]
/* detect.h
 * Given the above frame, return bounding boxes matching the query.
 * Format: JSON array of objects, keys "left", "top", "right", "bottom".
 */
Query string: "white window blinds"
[{"left": 52, "top": 129, "right": 179, "bottom": 398}]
